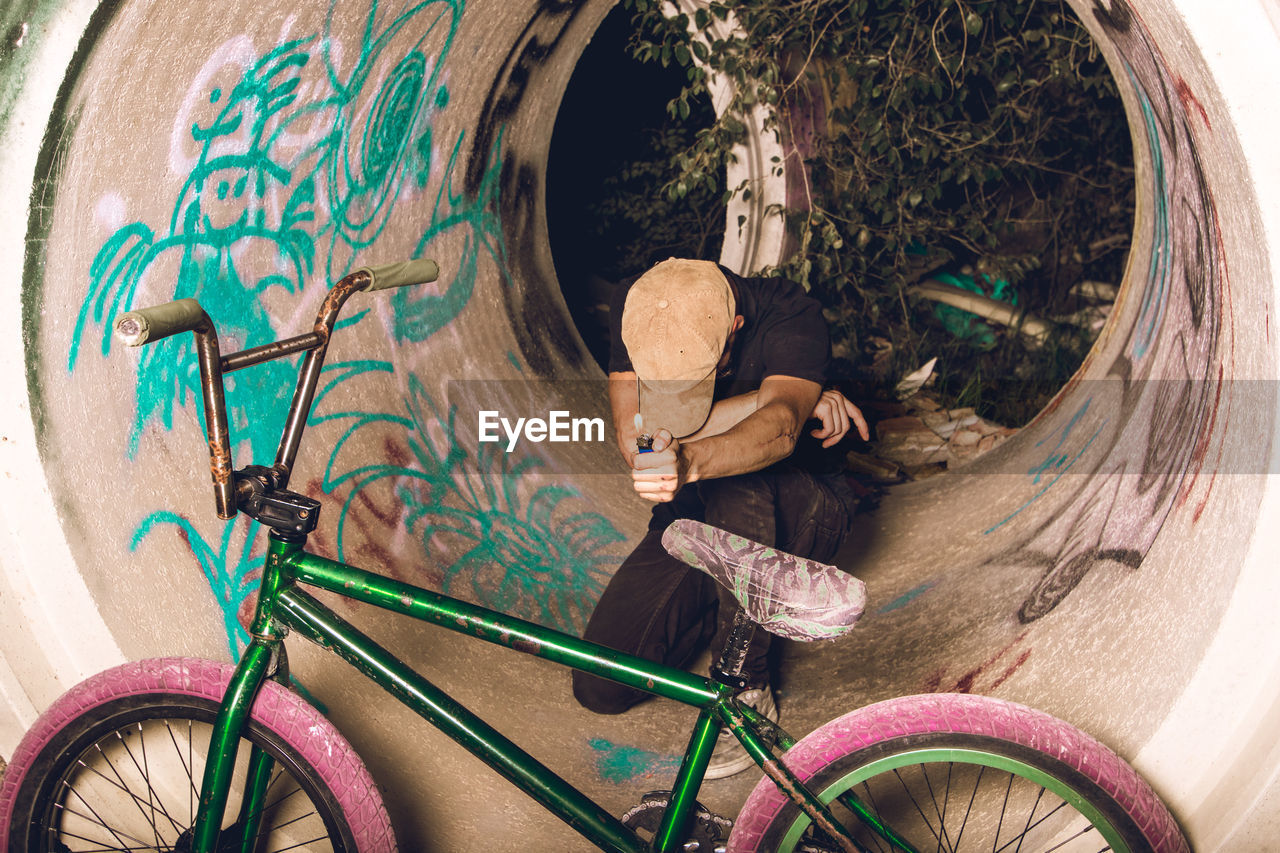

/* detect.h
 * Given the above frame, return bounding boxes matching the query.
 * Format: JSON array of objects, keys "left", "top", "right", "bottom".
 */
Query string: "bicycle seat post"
[{"left": 710, "top": 608, "right": 756, "bottom": 690}]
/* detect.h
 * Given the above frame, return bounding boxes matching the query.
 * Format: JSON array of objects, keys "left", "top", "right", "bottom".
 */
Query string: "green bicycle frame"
[
  {"left": 188, "top": 531, "right": 883, "bottom": 853},
  {"left": 116, "top": 269, "right": 897, "bottom": 853}
]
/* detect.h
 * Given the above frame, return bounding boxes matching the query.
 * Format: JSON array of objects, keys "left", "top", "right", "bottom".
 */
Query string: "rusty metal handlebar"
[
  {"left": 113, "top": 260, "right": 440, "bottom": 521},
  {"left": 359, "top": 258, "right": 440, "bottom": 291}
]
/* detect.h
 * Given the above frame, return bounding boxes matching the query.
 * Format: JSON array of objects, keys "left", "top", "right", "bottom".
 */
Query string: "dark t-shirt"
[{"left": 609, "top": 264, "right": 838, "bottom": 474}]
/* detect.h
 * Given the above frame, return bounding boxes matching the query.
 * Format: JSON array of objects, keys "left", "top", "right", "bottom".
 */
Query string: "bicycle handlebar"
[
  {"left": 114, "top": 298, "right": 210, "bottom": 347},
  {"left": 358, "top": 258, "right": 439, "bottom": 291},
  {"left": 113, "top": 260, "right": 439, "bottom": 347},
  {"left": 112, "top": 260, "right": 439, "bottom": 522}
]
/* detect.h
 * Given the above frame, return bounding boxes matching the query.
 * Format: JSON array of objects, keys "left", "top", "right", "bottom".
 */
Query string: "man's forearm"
[
  {"left": 681, "top": 399, "right": 802, "bottom": 482},
  {"left": 684, "top": 391, "right": 759, "bottom": 441}
]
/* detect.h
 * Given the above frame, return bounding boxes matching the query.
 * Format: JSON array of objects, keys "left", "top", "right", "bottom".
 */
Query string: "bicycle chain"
[{"left": 620, "top": 791, "right": 732, "bottom": 852}]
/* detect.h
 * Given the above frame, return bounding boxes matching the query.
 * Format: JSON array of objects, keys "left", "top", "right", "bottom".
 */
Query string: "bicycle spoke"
[
  {"left": 916, "top": 762, "right": 957, "bottom": 853},
  {"left": 993, "top": 770, "right": 1014, "bottom": 852},
  {"left": 111, "top": 724, "right": 185, "bottom": 837},
  {"left": 58, "top": 778, "right": 147, "bottom": 851},
  {"left": 226, "top": 766, "right": 333, "bottom": 853},
  {"left": 1013, "top": 787, "right": 1047, "bottom": 853},
  {"left": 50, "top": 801, "right": 151, "bottom": 850},
  {"left": 951, "top": 762, "right": 985, "bottom": 852},
  {"left": 64, "top": 746, "right": 181, "bottom": 840},
  {"left": 1041, "top": 821, "right": 1111, "bottom": 853},
  {"left": 858, "top": 779, "right": 890, "bottom": 853},
  {"left": 940, "top": 763, "right": 954, "bottom": 853},
  {"left": 836, "top": 761, "right": 1122, "bottom": 853},
  {"left": 137, "top": 719, "right": 161, "bottom": 850},
  {"left": 1010, "top": 799, "right": 1106, "bottom": 852},
  {"left": 893, "top": 767, "right": 949, "bottom": 852},
  {"left": 268, "top": 834, "right": 334, "bottom": 853},
  {"left": 162, "top": 716, "right": 199, "bottom": 823}
]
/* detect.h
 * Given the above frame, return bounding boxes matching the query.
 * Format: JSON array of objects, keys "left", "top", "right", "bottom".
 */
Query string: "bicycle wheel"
[
  {"left": 0, "top": 657, "right": 396, "bottom": 852},
  {"left": 730, "top": 693, "right": 1189, "bottom": 853}
]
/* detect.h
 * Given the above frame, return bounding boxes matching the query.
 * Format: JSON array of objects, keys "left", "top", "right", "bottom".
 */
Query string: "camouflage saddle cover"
[{"left": 661, "top": 519, "right": 866, "bottom": 642}]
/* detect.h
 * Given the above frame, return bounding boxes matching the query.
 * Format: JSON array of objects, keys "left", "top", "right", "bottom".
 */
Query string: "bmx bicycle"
[{"left": 0, "top": 261, "right": 1190, "bottom": 852}]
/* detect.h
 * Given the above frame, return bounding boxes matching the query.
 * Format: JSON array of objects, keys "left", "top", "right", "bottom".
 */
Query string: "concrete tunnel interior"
[{"left": 0, "top": 0, "right": 1278, "bottom": 851}]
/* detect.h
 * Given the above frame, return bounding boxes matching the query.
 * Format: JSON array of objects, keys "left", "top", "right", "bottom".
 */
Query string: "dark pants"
[{"left": 572, "top": 465, "right": 854, "bottom": 714}]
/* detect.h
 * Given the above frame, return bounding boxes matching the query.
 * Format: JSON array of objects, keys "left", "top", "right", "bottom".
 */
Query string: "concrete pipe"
[{"left": 0, "top": 0, "right": 1277, "bottom": 849}]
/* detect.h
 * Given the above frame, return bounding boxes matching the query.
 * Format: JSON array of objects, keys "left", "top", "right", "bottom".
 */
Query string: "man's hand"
[
  {"left": 630, "top": 429, "right": 688, "bottom": 502},
  {"left": 809, "top": 389, "right": 870, "bottom": 448}
]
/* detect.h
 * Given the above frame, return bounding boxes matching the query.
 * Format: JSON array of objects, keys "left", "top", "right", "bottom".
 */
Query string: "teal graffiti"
[
  {"left": 1127, "top": 63, "right": 1172, "bottom": 362},
  {"left": 321, "top": 374, "right": 624, "bottom": 635},
  {"left": 66, "top": 0, "right": 534, "bottom": 655},
  {"left": 588, "top": 739, "right": 681, "bottom": 784},
  {"left": 392, "top": 127, "right": 510, "bottom": 342},
  {"left": 132, "top": 514, "right": 263, "bottom": 658},
  {"left": 984, "top": 400, "right": 1106, "bottom": 535},
  {"left": 873, "top": 581, "right": 938, "bottom": 616},
  {"left": 71, "top": 0, "right": 475, "bottom": 464}
]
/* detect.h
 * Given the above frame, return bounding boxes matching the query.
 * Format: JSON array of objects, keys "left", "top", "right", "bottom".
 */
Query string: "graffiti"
[
  {"left": 588, "top": 738, "right": 681, "bottom": 784},
  {"left": 464, "top": 0, "right": 586, "bottom": 195},
  {"left": 133, "top": 514, "right": 264, "bottom": 656},
  {"left": 321, "top": 374, "right": 624, "bottom": 635},
  {"left": 872, "top": 581, "right": 937, "bottom": 617},
  {"left": 399, "top": 126, "right": 509, "bottom": 343},
  {"left": 60, "top": 0, "right": 621, "bottom": 652},
  {"left": 70, "top": 0, "right": 474, "bottom": 462},
  {"left": 923, "top": 631, "right": 1032, "bottom": 694},
  {"left": 974, "top": 0, "right": 1229, "bottom": 622},
  {"left": 467, "top": 0, "right": 591, "bottom": 377},
  {"left": 984, "top": 400, "right": 1107, "bottom": 535}
]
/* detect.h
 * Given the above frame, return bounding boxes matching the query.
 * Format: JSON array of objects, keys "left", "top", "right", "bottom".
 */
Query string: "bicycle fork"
[{"left": 189, "top": 536, "right": 296, "bottom": 853}]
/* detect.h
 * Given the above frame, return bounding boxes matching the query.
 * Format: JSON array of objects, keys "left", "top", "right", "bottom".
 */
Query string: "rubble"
[{"left": 857, "top": 392, "right": 1018, "bottom": 481}]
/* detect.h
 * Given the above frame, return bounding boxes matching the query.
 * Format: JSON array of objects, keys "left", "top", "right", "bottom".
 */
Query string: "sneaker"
[{"left": 705, "top": 686, "right": 779, "bottom": 780}]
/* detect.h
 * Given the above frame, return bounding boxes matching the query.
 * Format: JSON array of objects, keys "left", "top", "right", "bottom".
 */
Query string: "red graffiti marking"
[
  {"left": 924, "top": 631, "right": 1032, "bottom": 694},
  {"left": 1176, "top": 76, "right": 1211, "bottom": 130}
]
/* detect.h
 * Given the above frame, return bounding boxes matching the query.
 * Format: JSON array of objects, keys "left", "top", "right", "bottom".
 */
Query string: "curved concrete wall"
[{"left": 0, "top": 0, "right": 1277, "bottom": 849}]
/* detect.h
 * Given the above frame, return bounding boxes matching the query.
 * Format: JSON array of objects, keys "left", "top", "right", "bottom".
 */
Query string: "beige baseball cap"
[{"left": 621, "top": 259, "right": 735, "bottom": 438}]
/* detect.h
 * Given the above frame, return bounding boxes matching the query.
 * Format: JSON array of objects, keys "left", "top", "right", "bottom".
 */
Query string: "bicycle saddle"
[{"left": 661, "top": 519, "right": 866, "bottom": 642}]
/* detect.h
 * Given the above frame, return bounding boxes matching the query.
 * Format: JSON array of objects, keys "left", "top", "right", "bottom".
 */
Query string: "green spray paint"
[
  {"left": 0, "top": 0, "right": 63, "bottom": 133},
  {"left": 62, "top": 0, "right": 621, "bottom": 653},
  {"left": 70, "top": 0, "right": 474, "bottom": 465},
  {"left": 132, "top": 513, "right": 263, "bottom": 656},
  {"left": 588, "top": 739, "right": 681, "bottom": 784},
  {"left": 319, "top": 373, "right": 624, "bottom": 636}
]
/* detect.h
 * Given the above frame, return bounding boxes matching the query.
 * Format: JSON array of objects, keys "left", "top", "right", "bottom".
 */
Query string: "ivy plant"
[{"left": 617, "top": 0, "right": 1134, "bottom": 424}]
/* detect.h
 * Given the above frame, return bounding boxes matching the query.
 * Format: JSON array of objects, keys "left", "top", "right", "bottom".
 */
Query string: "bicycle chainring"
[{"left": 620, "top": 791, "right": 732, "bottom": 852}]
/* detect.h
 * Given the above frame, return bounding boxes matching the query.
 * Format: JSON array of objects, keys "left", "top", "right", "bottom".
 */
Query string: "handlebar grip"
[
  {"left": 358, "top": 259, "right": 440, "bottom": 291},
  {"left": 114, "top": 298, "right": 208, "bottom": 346}
]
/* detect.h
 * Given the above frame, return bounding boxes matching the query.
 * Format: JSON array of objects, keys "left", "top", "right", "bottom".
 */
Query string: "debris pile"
[{"left": 849, "top": 393, "right": 1018, "bottom": 483}]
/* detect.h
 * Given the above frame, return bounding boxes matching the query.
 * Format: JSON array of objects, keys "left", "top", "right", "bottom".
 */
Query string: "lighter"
[{"left": 634, "top": 413, "right": 653, "bottom": 453}]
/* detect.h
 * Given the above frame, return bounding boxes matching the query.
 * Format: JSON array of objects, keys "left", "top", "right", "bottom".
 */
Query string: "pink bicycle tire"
[
  {"left": 0, "top": 656, "right": 396, "bottom": 852},
  {"left": 730, "top": 692, "right": 1189, "bottom": 852}
]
